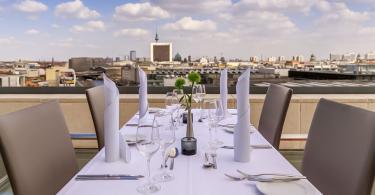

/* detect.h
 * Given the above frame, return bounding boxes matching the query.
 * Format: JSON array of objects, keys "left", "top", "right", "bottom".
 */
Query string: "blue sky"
[{"left": 0, "top": 0, "right": 374, "bottom": 61}]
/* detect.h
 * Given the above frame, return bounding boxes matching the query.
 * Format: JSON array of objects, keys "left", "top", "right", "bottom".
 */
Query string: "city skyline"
[{"left": 0, "top": 0, "right": 375, "bottom": 61}]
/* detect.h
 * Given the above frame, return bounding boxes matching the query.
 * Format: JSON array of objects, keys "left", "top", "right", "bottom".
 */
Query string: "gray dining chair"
[
  {"left": 302, "top": 98, "right": 375, "bottom": 195},
  {"left": 86, "top": 85, "right": 105, "bottom": 149},
  {"left": 258, "top": 84, "right": 293, "bottom": 149},
  {"left": 0, "top": 101, "right": 78, "bottom": 195}
]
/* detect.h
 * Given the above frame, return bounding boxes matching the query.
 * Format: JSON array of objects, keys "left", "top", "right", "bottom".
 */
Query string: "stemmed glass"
[
  {"left": 165, "top": 92, "right": 179, "bottom": 128},
  {"left": 192, "top": 84, "right": 206, "bottom": 120},
  {"left": 205, "top": 99, "right": 224, "bottom": 151},
  {"left": 153, "top": 112, "right": 176, "bottom": 182},
  {"left": 136, "top": 119, "right": 161, "bottom": 194},
  {"left": 172, "top": 89, "right": 184, "bottom": 126}
]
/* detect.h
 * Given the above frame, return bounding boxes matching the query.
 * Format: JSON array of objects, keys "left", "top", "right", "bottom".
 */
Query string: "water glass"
[
  {"left": 136, "top": 119, "right": 160, "bottom": 194},
  {"left": 153, "top": 112, "right": 176, "bottom": 182},
  {"left": 192, "top": 84, "right": 206, "bottom": 119},
  {"left": 205, "top": 99, "right": 224, "bottom": 151},
  {"left": 165, "top": 92, "right": 179, "bottom": 127}
]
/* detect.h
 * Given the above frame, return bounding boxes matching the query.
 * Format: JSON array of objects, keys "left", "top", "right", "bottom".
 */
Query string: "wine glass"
[
  {"left": 136, "top": 119, "right": 160, "bottom": 194},
  {"left": 192, "top": 84, "right": 206, "bottom": 120},
  {"left": 153, "top": 112, "right": 176, "bottom": 182},
  {"left": 165, "top": 92, "right": 179, "bottom": 128},
  {"left": 172, "top": 89, "right": 184, "bottom": 126},
  {"left": 192, "top": 85, "right": 202, "bottom": 104},
  {"left": 205, "top": 99, "right": 224, "bottom": 151},
  {"left": 199, "top": 85, "right": 207, "bottom": 119}
]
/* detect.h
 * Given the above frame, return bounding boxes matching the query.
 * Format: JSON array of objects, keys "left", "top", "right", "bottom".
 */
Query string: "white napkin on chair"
[
  {"left": 138, "top": 68, "right": 149, "bottom": 122},
  {"left": 234, "top": 68, "right": 251, "bottom": 162},
  {"left": 103, "top": 73, "right": 120, "bottom": 162},
  {"left": 220, "top": 68, "right": 230, "bottom": 118}
]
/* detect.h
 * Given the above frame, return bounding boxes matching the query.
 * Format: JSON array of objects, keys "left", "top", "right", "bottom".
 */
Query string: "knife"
[
  {"left": 248, "top": 176, "right": 306, "bottom": 182},
  {"left": 125, "top": 124, "right": 161, "bottom": 127},
  {"left": 77, "top": 174, "right": 143, "bottom": 178},
  {"left": 76, "top": 174, "right": 143, "bottom": 181},
  {"left": 221, "top": 145, "right": 272, "bottom": 149},
  {"left": 76, "top": 177, "right": 139, "bottom": 181}
]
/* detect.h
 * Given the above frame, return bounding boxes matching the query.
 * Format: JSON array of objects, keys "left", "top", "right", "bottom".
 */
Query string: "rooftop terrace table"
[{"left": 58, "top": 110, "right": 321, "bottom": 195}]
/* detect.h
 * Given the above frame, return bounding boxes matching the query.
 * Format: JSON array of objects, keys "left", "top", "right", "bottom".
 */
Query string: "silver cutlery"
[
  {"left": 126, "top": 124, "right": 161, "bottom": 127},
  {"left": 211, "top": 153, "right": 217, "bottom": 169},
  {"left": 225, "top": 173, "right": 296, "bottom": 181},
  {"left": 224, "top": 173, "right": 247, "bottom": 181},
  {"left": 218, "top": 124, "right": 236, "bottom": 128},
  {"left": 169, "top": 147, "right": 179, "bottom": 170},
  {"left": 77, "top": 174, "right": 143, "bottom": 178},
  {"left": 203, "top": 153, "right": 214, "bottom": 168},
  {"left": 237, "top": 170, "right": 306, "bottom": 181},
  {"left": 221, "top": 144, "right": 272, "bottom": 149},
  {"left": 76, "top": 174, "right": 143, "bottom": 181},
  {"left": 236, "top": 171, "right": 297, "bottom": 178},
  {"left": 76, "top": 177, "right": 139, "bottom": 181},
  {"left": 225, "top": 173, "right": 306, "bottom": 182}
]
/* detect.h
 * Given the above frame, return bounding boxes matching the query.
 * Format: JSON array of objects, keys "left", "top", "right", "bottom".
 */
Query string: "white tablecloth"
[{"left": 58, "top": 110, "right": 321, "bottom": 195}]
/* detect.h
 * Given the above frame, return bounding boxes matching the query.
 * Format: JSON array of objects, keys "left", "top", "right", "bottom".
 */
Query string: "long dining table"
[{"left": 58, "top": 109, "right": 321, "bottom": 195}]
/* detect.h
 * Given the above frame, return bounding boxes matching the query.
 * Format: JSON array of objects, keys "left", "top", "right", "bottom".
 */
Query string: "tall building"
[
  {"left": 342, "top": 52, "right": 357, "bottom": 62},
  {"left": 330, "top": 54, "right": 342, "bottom": 61},
  {"left": 250, "top": 56, "right": 259, "bottom": 62},
  {"left": 150, "top": 43, "right": 173, "bottom": 62},
  {"left": 310, "top": 54, "right": 316, "bottom": 62},
  {"left": 267, "top": 56, "right": 276, "bottom": 62},
  {"left": 296, "top": 55, "right": 304, "bottom": 62},
  {"left": 278, "top": 56, "right": 286, "bottom": 62},
  {"left": 130, "top": 50, "right": 136, "bottom": 61},
  {"left": 365, "top": 51, "right": 375, "bottom": 60},
  {"left": 150, "top": 32, "right": 173, "bottom": 62}
]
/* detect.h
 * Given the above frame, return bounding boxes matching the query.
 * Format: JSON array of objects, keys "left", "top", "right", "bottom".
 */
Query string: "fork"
[
  {"left": 224, "top": 173, "right": 247, "bottom": 181},
  {"left": 225, "top": 170, "right": 306, "bottom": 181},
  {"left": 236, "top": 170, "right": 299, "bottom": 178},
  {"left": 225, "top": 173, "right": 306, "bottom": 182}
]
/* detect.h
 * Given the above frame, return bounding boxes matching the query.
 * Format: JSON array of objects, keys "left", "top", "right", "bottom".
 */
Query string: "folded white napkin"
[
  {"left": 138, "top": 68, "right": 149, "bottom": 122},
  {"left": 103, "top": 73, "right": 120, "bottom": 162},
  {"left": 220, "top": 68, "right": 230, "bottom": 118},
  {"left": 234, "top": 68, "right": 251, "bottom": 162}
]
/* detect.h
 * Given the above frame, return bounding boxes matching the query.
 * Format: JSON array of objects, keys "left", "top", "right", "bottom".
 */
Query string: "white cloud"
[
  {"left": 114, "top": 2, "right": 169, "bottom": 21},
  {"left": 49, "top": 38, "right": 74, "bottom": 48},
  {"left": 359, "top": 27, "right": 375, "bottom": 35},
  {"left": 14, "top": 0, "right": 48, "bottom": 13},
  {"left": 51, "top": 24, "right": 60, "bottom": 29},
  {"left": 151, "top": 0, "right": 232, "bottom": 13},
  {"left": 25, "top": 29, "right": 40, "bottom": 35},
  {"left": 114, "top": 28, "right": 149, "bottom": 37},
  {"left": 316, "top": 3, "right": 369, "bottom": 25},
  {"left": 163, "top": 17, "right": 216, "bottom": 31},
  {"left": 55, "top": 0, "right": 100, "bottom": 20},
  {"left": 315, "top": 0, "right": 331, "bottom": 12},
  {"left": 0, "top": 36, "right": 16, "bottom": 44},
  {"left": 71, "top": 20, "right": 106, "bottom": 32},
  {"left": 233, "top": 11, "right": 297, "bottom": 38},
  {"left": 234, "top": 0, "right": 315, "bottom": 13}
]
